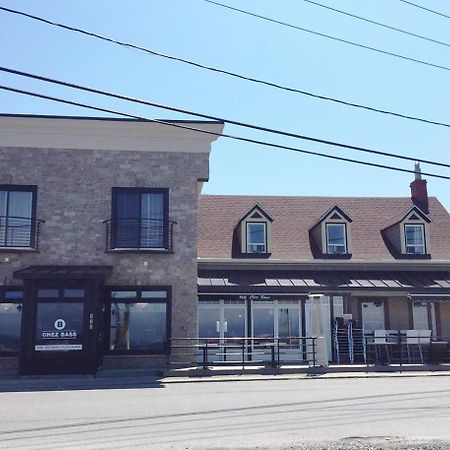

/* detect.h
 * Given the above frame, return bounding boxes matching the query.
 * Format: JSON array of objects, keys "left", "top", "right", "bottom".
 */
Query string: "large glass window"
[
  {"left": 0, "top": 301, "right": 22, "bottom": 352},
  {"left": 326, "top": 223, "right": 347, "bottom": 254},
  {"left": 108, "top": 288, "right": 169, "bottom": 353},
  {"left": 246, "top": 222, "right": 267, "bottom": 253},
  {"left": 112, "top": 188, "right": 168, "bottom": 249},
  {"left": 0, "top": 187, "right": 36, "bottom": 248},
  {"left": 405, "top": 224, "right": 425, "bottom": 254}
]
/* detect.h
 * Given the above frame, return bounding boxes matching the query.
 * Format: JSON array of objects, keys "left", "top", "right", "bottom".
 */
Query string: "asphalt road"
[{"left": 0, "top": 376, "right": 450, "bottom": 449}]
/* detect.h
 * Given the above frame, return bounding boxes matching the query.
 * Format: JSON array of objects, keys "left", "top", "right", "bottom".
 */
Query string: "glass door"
[
  {"left": 251, "top": 299, "right": 303, "bottom": 362},
  {"left": 20, "top": 282, "right": 99, "bottom": 375},
  {"left": 361, "top": 301, "right": 385, "bottom": 332},
  {"left": 198, "top": 300, "right": 246, "bottom": 362},
  {"left": 412, "top": 302, "right": 430, "bottom": 330}
]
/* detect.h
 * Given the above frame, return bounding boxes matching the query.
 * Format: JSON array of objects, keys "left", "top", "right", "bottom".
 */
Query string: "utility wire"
[
  {"left": 2, "top": 83, "right": 450, "bottom": 181},
  {"left": 3, "top": 66, "right": 450, "bottom": 170},
  {"left": 304, "top": 0, "right": 450, "bottom": 49},
  {"left": 1, "top": 8, "right": 450, "bottom": 130},
  {"left": 203, "top": 0, "right": 450, "bottom": 72},
  {"left": 399, "top": 0, "right": 450, "bottom": 21}
]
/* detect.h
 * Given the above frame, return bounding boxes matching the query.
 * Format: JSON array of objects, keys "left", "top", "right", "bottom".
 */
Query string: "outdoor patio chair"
[
  {"left": 406, "top": 330, "right": 424, "bottom": 363},
  {"left": 373, "top": 330, "right": 390, "bottom": 364}
]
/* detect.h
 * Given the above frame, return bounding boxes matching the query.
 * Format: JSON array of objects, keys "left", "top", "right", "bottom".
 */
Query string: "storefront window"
[
  {"left": 278, "top": 308, "right": 300, "bottom": 338},
  {"left": 110, "top": 303, "right": 166, "bottom": 351},
  {"left": 253, "top": 308, "right": 275, "bottom": 338},
  {"left": 108, "top": 288, "right": 169, "bottom": 353},
  {"left": 0, "top": 302, "right": 22, "bottom": 352}
]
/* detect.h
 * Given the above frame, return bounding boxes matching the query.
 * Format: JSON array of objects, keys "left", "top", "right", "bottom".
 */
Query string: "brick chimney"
[{"left": 410, "top": 162, "right": 429, "bottom": 213}]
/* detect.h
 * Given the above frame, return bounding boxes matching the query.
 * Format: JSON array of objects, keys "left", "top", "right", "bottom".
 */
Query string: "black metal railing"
[
  {"left": 170, "top": 337, "right": 317, "bottom": 370},
  {"left": 0, "top": 216, "right": 45, "bottom": 250},
  {"left": 103, "top": 217, "right": 176, "bottom": 252},
  {"left": 364, "top": 332, "right": 450, "bottom": 366}
]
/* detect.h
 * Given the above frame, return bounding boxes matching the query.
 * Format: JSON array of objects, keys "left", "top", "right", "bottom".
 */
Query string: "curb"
[{"left": 160, "top": 370, "right": 450, "bottom": 384}]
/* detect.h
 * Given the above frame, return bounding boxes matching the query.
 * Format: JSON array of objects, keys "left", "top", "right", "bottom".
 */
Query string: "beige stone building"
[{"left": 0, "top": 114, "right": 223, "bottom": 375}]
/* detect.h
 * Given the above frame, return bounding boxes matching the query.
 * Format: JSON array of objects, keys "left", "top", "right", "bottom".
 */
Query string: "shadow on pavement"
[{"left": 0, "top": 376, "right": 165, "bottom": 392}]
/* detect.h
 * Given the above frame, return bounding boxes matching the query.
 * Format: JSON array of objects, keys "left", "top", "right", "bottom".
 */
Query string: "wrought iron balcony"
[
  {"left": 0, "top": 216, "right": 45, "bottom": 251},
  {"left": 103, "top": 217, "right": 176, "bottom": 253}
]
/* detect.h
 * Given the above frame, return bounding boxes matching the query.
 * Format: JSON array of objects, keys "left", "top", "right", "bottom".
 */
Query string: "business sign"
[
  {"left": 239, "top": 295, "right": 271, "bottom": 301},
  {"left": 34, "top": 305, "right": 84, "bottom": 352}
]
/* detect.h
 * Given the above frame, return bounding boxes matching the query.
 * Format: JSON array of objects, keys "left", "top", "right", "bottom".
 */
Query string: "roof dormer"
[
  {"left": 382, "top": 205, "right": 431, "bottom": 258},
  {"left": 309, "top": 205, "right": 352, "bottom": 258},
  {"left": 236, "top": 204, "right": 273, "bottom": 257}
]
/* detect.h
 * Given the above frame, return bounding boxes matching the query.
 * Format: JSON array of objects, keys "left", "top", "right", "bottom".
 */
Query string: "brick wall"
[{"left": 0, "top": 146, "right": 209, "bottom": 340}]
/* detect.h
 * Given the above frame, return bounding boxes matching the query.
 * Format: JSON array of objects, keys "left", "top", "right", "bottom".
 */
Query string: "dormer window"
[
  {"left": 236, "top": 204, "right": 273, "bottom": 257},
  {"left": 326, "top": 223, "right": 347, "bottom": 254},
  {"left": 246, "top": 222, "right": 267, "bottom": 254},
  {"left": 381, "top": 205, "right": 430, "bottom": 258},
  {"left": 405, "top": 223, "right": 425, "bottom": 254},
  {"left": 310, "top": 205, "right": 352, "bottom": 258}
]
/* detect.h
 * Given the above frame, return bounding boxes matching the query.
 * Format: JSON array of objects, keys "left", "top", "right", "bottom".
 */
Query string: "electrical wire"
[
  {"left": 203, "top": 0, "right": 450, "bottom": 72},
  {"left": 399, "top": 0, "right": 450, "bottom": 21},
  {"left": 3, "top": 66, "right": 450, "bottom": 170},
  {"left": 1, "top": 7, "right": 450, "bottom": 130},
  {"left": 303, "top": 0, "right": 450, "bottom": 49},
  {"left": 2, "top": 84, "right": 450, "bottom": 181}
]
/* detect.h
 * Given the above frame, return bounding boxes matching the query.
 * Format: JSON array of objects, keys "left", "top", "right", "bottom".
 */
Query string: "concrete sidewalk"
[{"left": 1, "top": 365, "right": 450, "bottom": 392}]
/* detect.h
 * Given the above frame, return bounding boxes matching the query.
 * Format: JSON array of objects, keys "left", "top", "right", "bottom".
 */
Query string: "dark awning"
[
  {"left": 14, "top": 265, "right": 113, "bottom": 280},
  {"left": 198, "top": 270, "right": 450, "bottom": 294}
]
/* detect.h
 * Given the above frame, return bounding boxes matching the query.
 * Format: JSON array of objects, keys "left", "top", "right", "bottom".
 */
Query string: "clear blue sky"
[{"left": 1, "top": 0, "right": 450, "bottom": 210}]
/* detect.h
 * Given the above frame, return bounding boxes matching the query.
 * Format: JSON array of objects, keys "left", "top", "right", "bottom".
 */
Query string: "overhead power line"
[
  {"left": 1, "top": 8, "right": 450, "bottom": 130},
  {"left": 203, "top": 0, "right": 450, "bottom": 72},
  {"left": 399, "top": 0, "right": 450, "bottom": 20},
  {"left": 3, "top": 66, "right": 450, "bottom": 171},
  {"left": 2, "top": 83, "right": 450, "bottom": 181},
  {"left": 303, "top": 0, "right": 450, "bottom": 49}
]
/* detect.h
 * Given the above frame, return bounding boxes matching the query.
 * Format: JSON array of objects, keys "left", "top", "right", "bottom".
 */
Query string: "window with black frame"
[
  {"left": 0, "top": 186, "right": 37, "bottom": 248},
  {"left": 108, "top": 288, "right": 170, "bottom": 353},
  {"left": 111, "top": 188, "right": 168, "bottom": 250},
  {"left": 0, "top": 289, "right": 23, "bottom": 353}
]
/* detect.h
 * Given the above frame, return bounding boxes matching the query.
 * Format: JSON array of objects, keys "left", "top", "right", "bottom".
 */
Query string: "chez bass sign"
[{"left": 35, "top": 318, "right": 83, "bottom": 352}]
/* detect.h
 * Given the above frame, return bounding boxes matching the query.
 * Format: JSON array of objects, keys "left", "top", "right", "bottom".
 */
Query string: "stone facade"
[{"left": 0, "top": 116, "right": 224, "bottom": 370}]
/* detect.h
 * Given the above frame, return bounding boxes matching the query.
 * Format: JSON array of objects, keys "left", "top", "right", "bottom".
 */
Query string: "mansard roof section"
[
  {"left": 237, "top": 204, "right": 274, "bottom": 225},
  {"left": 0, "top": 114, "right": 224, "bottom": 153},
  {"left": 198, "top": 195, "right": 450, "bottom": 261}
]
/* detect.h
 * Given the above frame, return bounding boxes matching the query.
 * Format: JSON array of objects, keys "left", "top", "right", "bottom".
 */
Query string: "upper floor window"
[
  {"left": 0, "top": 186, "right": 37, "bottom": 248},
  {"left": 111, "top": 188, "right": 169, "bottom": 250},
  {"left": 326, "top": 223, "right": 347, "bottom": 254},
  {"left": 405, "top": 224, "right": 426, "bottom": 254},
  {"left": 246, "top": 222, "right": 267, "bottom": 254}
]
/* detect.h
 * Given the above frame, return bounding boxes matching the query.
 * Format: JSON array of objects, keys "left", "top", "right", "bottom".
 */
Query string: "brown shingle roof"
[{"left": 198, "top": 195, "right": 450, "bottom": 261}]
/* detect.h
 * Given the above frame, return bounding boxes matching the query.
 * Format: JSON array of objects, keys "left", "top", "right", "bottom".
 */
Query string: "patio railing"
[
  {"left": 170, "top": 337, "right": 318, "bottom": 370},
  {"left": 364, "top": 332, "right": 450, "bottom": 365}
]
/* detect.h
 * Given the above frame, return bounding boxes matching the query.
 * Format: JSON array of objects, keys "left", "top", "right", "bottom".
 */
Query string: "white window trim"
[
  {"left": 246, "top": 222, "right": 267, "bottom": 254},
  {"left": 404, "top": 223, "right": 426, "bottom": 255},
  {"left": 325, "top": 223, "right": 347, "bottom": 255}
]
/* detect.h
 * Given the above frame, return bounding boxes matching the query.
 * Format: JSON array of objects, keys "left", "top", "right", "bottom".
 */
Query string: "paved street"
[{"left": 0, "top": 376, "right": 450, "bottom": 449}]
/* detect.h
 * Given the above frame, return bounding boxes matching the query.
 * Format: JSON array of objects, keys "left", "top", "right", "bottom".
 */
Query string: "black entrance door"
[{"left": 17, "top": 276, "right": 107, "bottom": 375}]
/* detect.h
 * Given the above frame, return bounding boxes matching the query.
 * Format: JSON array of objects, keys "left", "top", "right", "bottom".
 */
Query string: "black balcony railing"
[
  {"left": 0, "top": 216, "right": 45, "bottom": 250},
  {"left": 103, "top": 217, "right": 176, "bottom": 252}
]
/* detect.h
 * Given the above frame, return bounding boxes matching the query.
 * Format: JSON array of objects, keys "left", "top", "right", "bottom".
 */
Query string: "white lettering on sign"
[
  {"left": 35, "top": 344, "right": 82, "bottom": 351},
  {"left": 42, "top": 330, "right": 77, "bottom": 339},
  {"left": 54, "top": 319, "right": 66, "bottom": 331}
]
